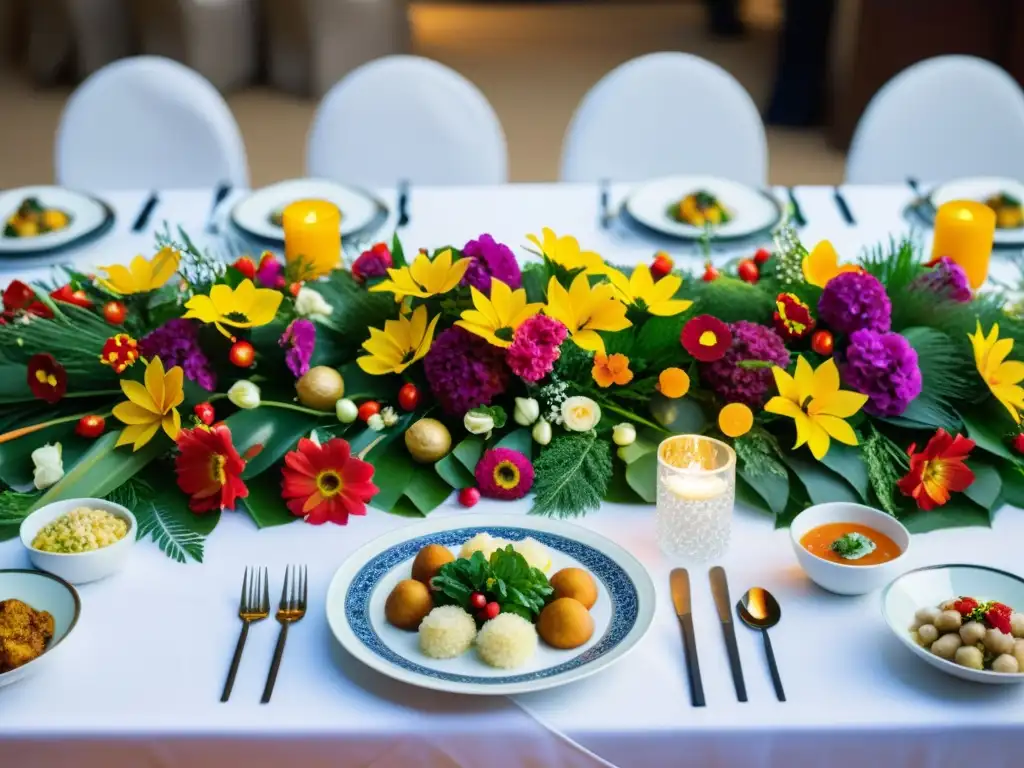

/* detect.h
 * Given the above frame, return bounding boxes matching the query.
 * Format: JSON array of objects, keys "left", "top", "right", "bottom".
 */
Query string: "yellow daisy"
[
  {"left": 112, "top": 356, "right": 184, "bottom": 451},
  {"left": 455, "top": 279, "right": 542, "bottom": 348},
  {"left": 968, "top": 320, "right": 1024, "bottom": 423},
  {"left": 98, "top": 247, "right": 180, "bottom": 294},
  {"left": 606, "top": 264, "right": 692, "bottom": 317},
  {"left": 357, "top": 305, "right": 440, "bottom": 375},
  {"left": 802, "top": 240, "right": 862, "bottom": 288},
  {"left": 543, "top": 273, "right": 630, "bottom": 354},
  {"left": 183, "top": 279, "right": 283, "bottom": 338},
  {"left": 526, "top": 228, "right": 608, "bottom": 274},
  {"left": 369, "top": 249, "right": 471, "bottom": 300}
]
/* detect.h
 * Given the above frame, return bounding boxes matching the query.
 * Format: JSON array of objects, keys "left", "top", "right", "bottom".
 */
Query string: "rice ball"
[
  {"left": 459, "top": 533, "right": 508, "bottom": 561},
  {"left": 476, "top": 612, "right": 538, "bottom": 669},
  {"left": 419, "top": 605, "right": 476, "bottom": 659},
  {"left": 513, "top": 537, "right": 551, "bottom": 572}
]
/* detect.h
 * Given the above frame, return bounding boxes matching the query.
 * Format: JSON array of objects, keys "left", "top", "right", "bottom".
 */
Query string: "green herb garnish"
[
  {"left": 830, "top": 532, "right": 876, "bottom": 560},
  {"left": 430, "top": 545, "right": 554, "bottom": 622}
]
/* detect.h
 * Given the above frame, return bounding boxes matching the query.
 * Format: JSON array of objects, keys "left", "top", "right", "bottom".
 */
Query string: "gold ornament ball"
[
  {"left": 405, "top": 418, "right": 452, "bottom": 463},
  {"left": 295, "top": 366, "right": 345, "bottom": 411}
]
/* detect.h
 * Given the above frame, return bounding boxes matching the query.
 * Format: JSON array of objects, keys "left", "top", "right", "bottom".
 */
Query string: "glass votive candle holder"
[{"left": 656, "top": 434, "right": 736, "bottom": 563}]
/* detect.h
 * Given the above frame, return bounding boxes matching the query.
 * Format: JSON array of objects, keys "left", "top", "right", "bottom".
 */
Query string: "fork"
[
  {"left": 221, "top": 566, "right": 269, "bottom": 702},
  {"left": 261, "top": 564, "right": 307, "bottom": 704}
]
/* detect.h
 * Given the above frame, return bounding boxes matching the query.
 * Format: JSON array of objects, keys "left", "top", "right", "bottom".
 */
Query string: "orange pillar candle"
[
  {"left": 930, "top": 200, "right": 996, "bottom": 290},
  {"left": 282, "top": 199, "right": 342, "bottom": 280}
]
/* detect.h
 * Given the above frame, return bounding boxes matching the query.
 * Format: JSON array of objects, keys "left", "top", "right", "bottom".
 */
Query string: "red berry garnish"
[
  {"left": 650, "top": 252, "right": 674, "bottom": 280},
  {"left": 953, "top": 597, "right": 979, "bottom": 616},
  {"left": 810, "top": 329, "right": 834, "bottom": 356},
  {"left": 358, "top": 400, "right": 381, "bottom": 422},
  {"left": 102, "top": 300, "right": 127, "bottom": 325},
  {"left": 75, "top": 414, "right": 105, "bottom": 439},
  {"left": 458, "top": 487, "right": 480, "bottom": 508},
  {"left": 737, "top": 259, "right": 759, "bottom": 284},
  {"left": 753, "top": 247, "right": 771, "bottom": 265},
  {"left": 1013, "top": 434, "right": 1024, "bottom": 455},
  {"left": 701, "top": 262, "right": 720, "bottom": 282},
  {"left": 288, "top": 282, "right": 302, "bottom": 297},
  {"left": 228, "top": 339, "right": 255, "bottom": 368},
  {"left": 232, "top": 257, "right": 257, "bottom": 280},
  {"left": 469, "top": 592, "right": 487, "bottom": 610},
  {"left": 986, "top": 607, "right": 1012, "bottom": 634},
  {"left": 194, "top": 402, "right": 215, "bottom": 426},
  {"left": 483, "top": 601, "right": 500, "bottom": 621},
  {"left": 398, "top": 382, "right": 421, "bottom": 412}
]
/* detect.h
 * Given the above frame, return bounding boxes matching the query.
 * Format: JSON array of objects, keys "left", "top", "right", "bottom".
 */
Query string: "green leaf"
[
  {"left": 649, "top": 393, "right": 706, "bottom": 433},
  {"left": 530, "top": 432, "right": 613, "bottom": 517},
  {"left": 366, "top": 439, "right": 415, "bottom": 511},
  {"left": 494, "top": 428, "right": 532, "bottom": 459},
  {"left": 998, "top": 462, "right": 1024, "bottom": 507},
  {"left": 391, "top": 231, "right": 407, "bottom": 268},
  {"left": 0, "top": 490, "right": 40, "bottom": 541},
  {"left": 403, "top": 466, "right": 452, "bottom": 514},
  {"left": 882, "top": 398, "right": 961, "bottom": 433},
  {"left": 902, "top": 496, "right": 991, "bottom": 533},
  {"left": 388, "top": 496, "right": 426, "bottom": 518},
  {"left": 133, "top": 474, "right": 220, "bottom": 563},
  {"left": 961, "top": 409, "right": 1016, "bottom": 461},
  {"left": 635, "top": 315, "right": 687, "bottom": 370},
  {"left": 0, "top": 364, "right": 33, "bottom": 402},
  {"left": 453, "top": 437, "right": 485, "bottom": 473},
  {"left": 435, "top": 452, "right": 475, "bottom": 489},
  {"left": 468, "top": 405, "right": 506, "bottom": 430},
  {"left": 521, "top": 263, "right": 548, "bottom": 304},
  {"left": 625, "top": 450, "right": 658, "bottom": 503},
  {"left": 604, "top": 460, "right": 644, "bottom": 504},
  {"left": 225, "top": 407, "right": 323, "bottom": 479},
  {"left": 240, "top": 470, "right": 295, "bottom": 528},
  {"left": 963, "top": 459, "right": 1002, "bottom": 509},
  {"left": 818, "top": 442, "right": 870, "bottom": 501},
  {"left": 737, "top": 464, "right": 789, "bottom": 516},
  {"left": 736, "top": 475, "right": 772, "bottom": 516},
  {"left": 781, "top": 453, "right": 859, "bottom": 506},
  {"left": 309, "top": 270, "right": 396, "bottom": 350},
  {"left": 337, "top": 361, "right": 399, "bottom": 402}
]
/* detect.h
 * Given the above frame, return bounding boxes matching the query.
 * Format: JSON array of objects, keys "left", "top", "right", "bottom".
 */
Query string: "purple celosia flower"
[
  {"left": 140, "top": 318, "right": 217, "bottom": 391},
  {"left": 423, "top": 326, "right": 510, "bottom": 416},
  {"left": 841, "top": 329, "right": 922, "bottom": 416},
  {"left": 461, "top": 234, "right": 521, "bottom": 292},
  {"left": 351, "top": 243, "right": 393, "bottom": 282},
  {"left": 475, "top": 447, "right": 534, "bottom": 500},
  {"left": 256, "top": 253, "right": 285, "bottom": 289},
  {"left": 701, "top": 321, "right": 789, "bottom": 408},
  {"left": 911, "top": 257, "right": 972, "bottom": 303},
  {"left": 818, "top": 271, "right": 892, "bottom": 335},
  {"left": 279, "top": 319, "right": 316, "bottom": 377},
  {"left": 505, "top": 315, "right": 568, "bottom": 383}
]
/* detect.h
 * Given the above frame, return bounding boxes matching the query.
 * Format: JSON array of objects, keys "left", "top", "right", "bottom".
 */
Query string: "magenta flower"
[
  {"left": 841, "top": 329, "right": 922, "bottom": 416},
  {"left": 256, "top": 253, "right": 286, "bottom": 290},
  {"left": 818, "top": 271, "right": 891, "bottom": 335},
  {"left": 279, "top": 319, "right": 316, "bottom": 377},
  {"left": 701, "top": 321, "right": 789, "bottom": 407},
  {"left": 475, "top": 448, "right": 534, "bottom": 500},
  {"left": 351, "top": 243, "right": 393, "bottom": 283},
  {"left": 506, "top": 315, "right": 568, "bottom": 383},
  {"left": 911, "top": 257, "right": 972, "bottom": 303},
  {"left": 140, "top": 318, "right": 216, "bottom": 391},
  {"left": 423, "top": 326, "right": 510, "bottom": 416},
  {"left": 461, "top": 234, "right": 521, "bottom": 292}
]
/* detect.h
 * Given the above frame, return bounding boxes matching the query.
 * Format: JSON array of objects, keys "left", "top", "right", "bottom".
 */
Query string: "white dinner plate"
[
  {"left": 624, "top": 175, "right": 782, "bottom": 240},
  {"left": 930, "top": 177, "right": 1024, "bottom": 246},
  {"left": 326, "top": 514, "right": 655, "bottom": 696},
  {"left": 882, "top": 564, "right": 1024, "bottom": 685},
  {"left": 0, "top": 569, "right": 81, "bottom": 688},
  {"left": 0, "top": 186, "right": 113, "bottom": 255},
  {"left": 230, "top": 178, "right": 385, "bottom": 242}
]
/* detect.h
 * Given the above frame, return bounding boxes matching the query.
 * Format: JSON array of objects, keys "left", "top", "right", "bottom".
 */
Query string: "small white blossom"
[
  {"left": 381, "top": 406, "right": 399, "bottom": 428},
  {"left": 227, "top": 380, "right": 261, "bottom": 409},
  {"left": 561, "top": 396, "right": 601, "bottom": 432},
  {"left": 612, "top": 423, "right": 637, "bottom": 446},
  {"left": 514, "top": 397, "right": 540, "bottom": 426},
  {"left": 335, "top": 398, "right": 358, "bottom": 423},
  {"left": 531, "top": 419, "right": 552, "bottom": 445},
  {"left": 32, "top": 443, "right": 64, "bottom": 490},
  {"left": 464, "top": 410, "right": 494, "bottom": 437},
  {"left": 294, "top": 286, "right": 333, "bottom": 319},
  {"left": 367, "top": 413, "right": 385, "bottom": 431}
]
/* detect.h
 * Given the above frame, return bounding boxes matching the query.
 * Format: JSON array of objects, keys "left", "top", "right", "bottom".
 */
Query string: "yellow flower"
[
  {"left": 357, "top": 305, "right": 440, "bottom": 375},
  {"left": 718, "top": 402, "right": 753, "bottom": 438},
  {"left": 606, "top": 264, "right": 693, "bottom": 317},
  {"left": 543, "top": 273, "right": 631, "bottom": 354},
  {"left": 98, "top": 247, "right": 180, "bottom": 294},
  {"left": 112, "top": 356, "right": 184, "bottom": 451},
  {"left": 526, "top": 228, "right": 608, "bottom": 275},
  {"left": 455, "top": 279, "right": 542, "bottom": 348},
  {"left": 968, "top": 320, "right": 1024, "bottom": 423},
  {"left": 802, "top": 240, "right": 862, "bottom": 288},
  {"left": 764, "top": 356, "right": 867, "bottom": 460},
  {"left": 183, "top": 279, "right": 283, "bottom": 338},
  {"left": 369, "top": 249, "right": 470, "bottom": 300}
]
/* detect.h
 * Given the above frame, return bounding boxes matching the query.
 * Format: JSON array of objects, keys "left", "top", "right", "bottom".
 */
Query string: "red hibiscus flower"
[
  {"left": 773, "top": 292, "right": 815, "bottom": 341},
  {"left": 281, "top": 437, "right": 378, "bottom": 525},
  {"left": 896, "top": 429, "right": 976, "bottom": 510},
  {"left": 351, "top": 243, "right": 393, "bottom": 283},
  {"left": 2, "top": 280, "right": 52, "bottom": 321},
  {"left": 27, "top": 353, "right": 67, "bottom": 403},
  {"left": 50, "top": 284, "right": 93, "bottom": 308},
  {"left": 680, "top": 314, "right": 732, "bottom": 362},
  {"left": 175, "top": 424, "right": 248, "bottom": 513}
]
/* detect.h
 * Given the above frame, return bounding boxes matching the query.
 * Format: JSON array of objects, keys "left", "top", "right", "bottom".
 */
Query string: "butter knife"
[
  {"left": 669, "top": 568, "right": 705, "bottom": 707},
  {"left": 709, "top": 566, "right": 747, "bottom": 702}
]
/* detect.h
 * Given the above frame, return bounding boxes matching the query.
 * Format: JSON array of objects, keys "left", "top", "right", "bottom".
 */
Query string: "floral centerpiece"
[{"left": 0, "top": 223, "right": 1021, "bottom": 562}]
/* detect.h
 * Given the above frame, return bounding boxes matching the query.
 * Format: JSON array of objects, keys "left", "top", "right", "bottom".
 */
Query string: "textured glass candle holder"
[{"left": 656, "top": 434, "right": 736, "bottom": 563}]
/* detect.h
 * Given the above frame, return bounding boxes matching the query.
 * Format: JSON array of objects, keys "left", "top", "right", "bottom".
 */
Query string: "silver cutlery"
[
  {"left": 710, "top": 566, "right": 747, "bottom": 702},
  {"left": 669, "top": 568, "right": 705, "bottom": 707},
  {"left": 737, "top": 587, "right": 786, "bottom": 702}
]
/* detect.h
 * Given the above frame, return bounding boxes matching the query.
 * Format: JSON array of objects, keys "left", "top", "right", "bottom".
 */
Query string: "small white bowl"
[
  {"left": 883, "top": 564, "right": 1024, "bottom": 685},
  {"left": 0, "top": 569, "right": 81, "bottom": 688},
  {"left": 790, "top": 502, "right": 911, "bottom": 595},
  {"left": 20, "top": 498, "right": 136, "bottom": 585}
]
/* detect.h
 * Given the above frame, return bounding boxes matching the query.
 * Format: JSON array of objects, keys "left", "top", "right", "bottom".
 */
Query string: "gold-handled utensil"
[
  {"left": 221, "top": 566, "right": 270, "bottom": 702},
  {"left": 737, "top": 587, "right": 786, "bottom": 702},
  {"left": 261, "top": 564, "right": 307, "bottom": 704}
]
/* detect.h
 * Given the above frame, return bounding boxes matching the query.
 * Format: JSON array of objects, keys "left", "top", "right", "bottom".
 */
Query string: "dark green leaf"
[
  {"left": 963, "top": 459, "right": 1002, "bottom": 509},
  {"left": 521, "top": 263, "right": 549, "bottom": 304},
  {"left": 625, "top": 450, "right": 658, "bottom": 503},
  {"left": 649, "top": 393, "right": 706, "bottom": 433},
  {"left": 781, "top": 453, "right": 859, "bottom": 506},
  {"left": 391, "top": 231, "right": 407, "bottom": 268},
  {"left": 337, "top": 361, "right": 399, "bottom": 402},
  {"left": 402, "top": 465, "right": 452, "bottom": 514},
  {"left": 961, "top": 409, "right": 1016, "bottom": 461},
  {"left": 737, "top": 464, "right": 789, "bottom": 516},
  {"left": 736, "top": 475, "right": 772, "bottom": 516},
  {"left": 387, "top": 496, "right": 426, "bottom": 518},
  {"left": 603, "top": 460, "right": 644, "bottom": 504},
  {"left": 493, "top": 428, "right": 532, "bottom": 459},
  {"left": 998, "top": 462, "right": 1024, "bottom": 507},
  {"left": 818, "top": 442, "right": 870, "bottom": 501},
  {"left": 366, "top": 439, "right": 415, "bottom": 511},
  {"left": 225, "top": 407, "right": 324, "bottom": 479},
  {"left": 240, "top": 470, "right": 295, "bottom": 528},
  {"left": 453, "top": 437, "right": 485, "bottom": 473},
  {"left": 434, "top": 452, "right": 475, "bottom": 489},
  {"left": 132, "top": 473, "right": 220, "bottom": 563},
  {"left": 903, "top": 497, "right": 991, "bottom": 533},
  {"left": 635, "top": 315, "right": 687, "bottom": 370}
]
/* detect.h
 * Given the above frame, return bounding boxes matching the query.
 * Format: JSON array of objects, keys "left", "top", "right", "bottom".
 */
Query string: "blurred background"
[{"left": 0, "top": 0, "right": 1021, "bottom": 188}]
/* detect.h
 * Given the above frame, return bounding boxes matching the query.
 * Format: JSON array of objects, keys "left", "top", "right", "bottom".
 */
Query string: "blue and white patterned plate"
[{"left": 326, "top": 514, "right": 655, "bottom": 695}]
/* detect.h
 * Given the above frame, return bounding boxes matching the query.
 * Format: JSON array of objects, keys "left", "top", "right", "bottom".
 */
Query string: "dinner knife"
[
  {"left": 669, "top": 568, "right": 705, "bottom": 707},
  {"left": 709, "top": 566, "right": 747, "bottom": 703}
]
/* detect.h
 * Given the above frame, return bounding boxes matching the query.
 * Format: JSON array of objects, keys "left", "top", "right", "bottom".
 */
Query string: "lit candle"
[
  {"left": 282, "top": 199, "right": 342, "bottom": 280},
  {"left": 931, "top": 200, "right": 995, "bottom": 290}
]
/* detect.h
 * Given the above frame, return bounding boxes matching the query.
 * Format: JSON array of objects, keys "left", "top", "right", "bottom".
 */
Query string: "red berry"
[
  {"left": 483, "top": 601, "right": 500, "bottom": 621},
  {"left": 288, "top": 282, "right": 302, "bottom": 297},
  {"left": 228, "top": 339, "right": 255, "bottom": 368},
  {"left": 810, "top": 329, "right": 834, "bottom": 356},
  {"left": 232, "top": 257, "right": 257, "bottom": 280},
  {"left": 650, "top": 252, "right": 674, "bottom": 280},
  {"left": 469, "top": 592, "right": 487, "bottom": 610},
  {"left": 1013, "top": 434, "right": 1024, "bottom": 455},
  {"left": 458, "top": 487, "right": 481, "bottom": 508},
  {"left": 75, "top": 414, "right": 105, "bottom": 438},
  {"left": 358, "top": 400, "right": 381, "bottom": 422},
  {"left": 701, "top": 262, "right": 720, "bottom": 282},
  {"left": 753, "top": 248, "right": 771, "bottom": 265},
  {"left": 737, "top": 259, "right": 759, "bottom": 284},
  {"left": 194, "top": 402, "right": 215, "bottom": 426},
  {"left": 398, "top": 382, "right": 421, "bottom": 412},
  {"left": 102, "top": 300, "right": 127, "bottom": 325}
]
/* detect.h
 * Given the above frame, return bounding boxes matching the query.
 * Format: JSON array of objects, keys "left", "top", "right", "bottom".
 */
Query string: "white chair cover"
[
  {"left": 306, "top": 55, "right": 507, "bottom": 187},
  {"left": 560, "top": 52, "right": 768, "bottom": 186},
  {"left": 846, "top": 55, "right": 1024, "bottom": 183},
  {"left": 55, "top": 56, "right": 249, "bottom": 189}
]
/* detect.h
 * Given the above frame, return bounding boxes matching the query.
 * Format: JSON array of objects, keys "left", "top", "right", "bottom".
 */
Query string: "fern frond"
[{"left": 530, "top": 433, "right": 613, "bottom": 518}]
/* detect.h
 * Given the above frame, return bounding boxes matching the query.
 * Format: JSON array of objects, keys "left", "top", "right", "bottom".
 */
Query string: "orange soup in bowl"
[{"left": 799, "top": 522, "right": 902, "bottom": 566}]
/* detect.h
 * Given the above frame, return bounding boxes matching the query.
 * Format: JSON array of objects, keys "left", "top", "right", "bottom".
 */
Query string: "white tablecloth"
[{"left": 2, "top": 184, "right": 1023, "bottom": 768}]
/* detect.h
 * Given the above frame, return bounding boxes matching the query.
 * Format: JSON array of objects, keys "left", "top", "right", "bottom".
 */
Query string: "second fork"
[{"left": 261, "top": 564, "right": 308, "bottom": 704}]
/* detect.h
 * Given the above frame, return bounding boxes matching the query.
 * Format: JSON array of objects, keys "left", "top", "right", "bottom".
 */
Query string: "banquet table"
[{"left": 2, "top": 182, "right": 1024, "bottom": 768}]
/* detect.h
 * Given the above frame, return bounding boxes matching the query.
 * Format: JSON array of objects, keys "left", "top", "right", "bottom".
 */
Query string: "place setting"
[
  {"left": 0, "top": 186, "right": 115, "bottom": 262},
  {"left": 905, "top": 176, "right": 1024, "bottom": 251}
]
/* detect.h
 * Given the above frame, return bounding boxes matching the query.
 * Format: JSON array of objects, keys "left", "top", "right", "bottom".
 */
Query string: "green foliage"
[
  {"left": 895, "top": 327, "right": 973, "bottom": 432},
  {"left": 861, "top": 427, "right": 909, "bottom": 516},
  {"left": 963, "top": 459, "right": 1002, "bottom": 509},
  {"left": 521, "top": 262, "right": 550, "bottom": 304},
  {"left": 819, "top": 442, "right": 870, "bottom": 501},
  {"left": 961, "top": 407, "right": 1017, "bottom": 461},
  {"left": 309, "top": 270, "right": 396, "bottom": 348},
  {"left": 634, "top": 314, "right": 688, "bottom": 371},
  {"left": 531, "top": 432, "right": 613, "bottom": 517},
  {"left": 552, "top": 341, "right": 593, "bottom": 383},
  {"left": 859, "top": 238, "right": 923, "bottom": 295},
  {"left": 902, "top": 497, "right": 991, "bottom": 533},
  {"left": 734, "top": 428, "right": 790, "bottom": 515},
  {"left": 649, "top": 392, "right": 707, "bottom": 433},
  {"left": 830, "top": 532, "right": 875, "bottom": 559},
  {"left": 625, "top": 450, "right": 657, "bottom": 503},
  {"left": 682, "top": 276, "right": 775, "bottom": 324},
  {"left": 432, "top": 547, "right": 553, "bottom": 623},
  {"left": 493, "top": 427, "right": 532, "bottom": 458},
  {"left": 240, "top": 471, "right": 295, "bottom": 528},
  {"left": 0, "top": 490, "right": 39, "bottom": 541},
  {"left": 225, "top": 407, "right": 325, "bottom": 479},
  {"left": 781, "top": 452, "right": 859, "bottom": 505}
]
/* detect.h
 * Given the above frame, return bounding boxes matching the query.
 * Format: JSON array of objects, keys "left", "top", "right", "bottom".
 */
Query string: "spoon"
[{"left": 736, "top": 587, "right": 786, "bottom": 702}]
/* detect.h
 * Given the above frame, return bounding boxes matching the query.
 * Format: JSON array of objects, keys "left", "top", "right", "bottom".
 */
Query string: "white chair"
[
  {"left": 306, "top": 55, "right": 507, "bottom": 187},
  {"left": 55, "top": 56, "right": 250, "bottom": 189},
  {"left": 560, "top": 52, "right": 768, "bottom": 186},
  {"left": 846, "top": 55, "right": 1024, "bottom": 184}
]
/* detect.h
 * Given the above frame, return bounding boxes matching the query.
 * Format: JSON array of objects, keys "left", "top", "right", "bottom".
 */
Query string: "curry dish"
[
  {"left": 0, "top": 598, "right": 55, "bottom": 673},
  {"left": 3, "top": 197, "right": 72, "bottom": 238}
]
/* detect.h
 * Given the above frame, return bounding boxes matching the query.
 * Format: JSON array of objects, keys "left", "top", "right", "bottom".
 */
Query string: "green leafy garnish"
[
  {"left": 830, "top": 532, "right": 876, "bottom": 560},
  {"left": 530, "top": 433, "right": 612, "bottom": 518},
  {"left": 430, "top": 546, "right": 553, "bottom": 622}
]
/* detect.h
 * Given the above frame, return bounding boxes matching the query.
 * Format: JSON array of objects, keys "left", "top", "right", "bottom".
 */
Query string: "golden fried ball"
[
  {"left": 404, "top": 418, "right": 451, "bottom": 463},
  {"left": 537, "top": 597, "right": 594, "bottom": 650},
  {"left": 550, "top": 568, "right": 598, "bottom": 610},
  {"left": 385, "top": 579, "right": 433, "bottom": 630},
  {"left": 411, "top": 544, "right": 455, "bottom": 587},
  {"left": 295, "top": 366, "right": 344, "bottom": 411}
]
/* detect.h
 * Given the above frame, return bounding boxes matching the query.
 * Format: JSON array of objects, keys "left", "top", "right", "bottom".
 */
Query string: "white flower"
[
  {"left": 32, "top": 443, "right": 64, "bottom": 490},
  {"left": 561, "top": 396, "right": 601, "bottom": 432},
  {"left": 294, "top": 286, "right": 333, "bottom": 319},
  {"left": 381, "top": 406, "right": 399, "bottom": 427},
  {"left": 612, "top": 422, "right": 637, "bottom": 447},
  {"left": 227, "top": 380, "right": 261, "bottom": 410},
  {"left": 335, "top": 398, "right": 358, "bottom": 423},
  {"left": 367, "top": 413, "right": 385, "bottom": 431},
  {"left": 514, "top": 397, "right": 540, "bottom": 426},
  {"left": 531, "top": 419, "right": 552, "bottom": 445},
  {"left": 464, "top": 410, "right": 494, "bottom": 437}
]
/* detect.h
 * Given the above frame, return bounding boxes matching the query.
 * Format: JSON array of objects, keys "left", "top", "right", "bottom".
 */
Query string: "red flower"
[
  {"left": 953, "top": 597, "right": 978, "bottom": 616},
  {"left": 50, "top": 284, "right": 92, "bottom": 308},
  {"left": 680, "top": 314, "right": 732, "bottom": 362},
  {"left": 281, "top": 437, "right": 378, "bottom": 525},
  {"left": 2, "top": 280, "right": 51, "bottom": 321},
  {"left": 351, "top": 243, "right": 393, "bottom": 283},
  {"left": 27, "top": 353, "right": 67, "bottom": 403},
  {"left": 99, "top": 333, "right": 140, "bottom": 374},
  {"left": 175, "top": 424, "right": 248, "bottom": 513},
  {"left": 773, "top": 292, "right": 815, "bottom": 341},
  {"left": 896, "top": 429, "right": 976, "bottom": 510}
]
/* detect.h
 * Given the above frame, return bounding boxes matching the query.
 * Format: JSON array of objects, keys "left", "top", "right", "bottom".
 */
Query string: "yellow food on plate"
[
  {"left": 0, "top": 598, "right": 55, "bottom": 673},
  {"left": 550, "top": 568, "right": 598, "bottom": 610},
  {"left": 31, "top": 507, "right": 128, "bottom": 554},
  {"left": 671, "top": 190, "right": 731, "bottom": 228},
  {"left": 458, "top": 532, "right": 508, "bottom": 561},
  {"left": 385, "top": 579, "right": 433, "bottom": 630},
  {"left": 418, "top": 605, "right": 477, "bottom": 659},
  {"left": 512, "top": 537, "right": 551, "bottom": 572},
  {"left": 476, "top": 612, "right": 538, "bottom": 669},
  {"left": 537, "top": 597, "right": 594, "bottom": 650},
  {"left": 4, "top": 197, "right": 73, "bottom": 239},
  {"left": 984, "top": 193, "right": 1024, "bottom": 229},
  {"left": 411, "top": 543, "right": 455, "bottom": 587}
]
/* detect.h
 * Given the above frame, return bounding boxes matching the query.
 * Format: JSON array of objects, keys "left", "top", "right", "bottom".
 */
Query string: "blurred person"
[{"left": 766, "top": 0, "right": 837, "bottom": 126}]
